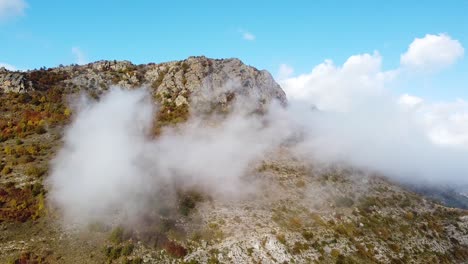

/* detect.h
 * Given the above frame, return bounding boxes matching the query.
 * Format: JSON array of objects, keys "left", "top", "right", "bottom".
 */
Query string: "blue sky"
[{"left": 0, "top": 0, "right": 467, "bottom": 100}]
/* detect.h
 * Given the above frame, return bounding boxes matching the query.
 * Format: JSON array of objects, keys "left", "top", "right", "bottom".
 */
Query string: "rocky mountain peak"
[{"left": 0, "top": 57, "right": 287, "bottom": 110}]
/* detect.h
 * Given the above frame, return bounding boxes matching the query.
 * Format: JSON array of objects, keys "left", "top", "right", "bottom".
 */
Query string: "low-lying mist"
[
  {"left": 47, "top": 86, "right": 294, "bottom": 225},
  {"left": 289, "top": 97, "right": 468, "bottom": 186},
  {"left": 47, "top": 81, "right": 468, "bottom": 227}
]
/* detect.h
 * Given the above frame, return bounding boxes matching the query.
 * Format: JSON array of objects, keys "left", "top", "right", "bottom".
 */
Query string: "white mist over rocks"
[
  {"left": 47, "top": 86, "right": 295, "bottom": 225},
  {"left": 47, "top": 88, "right": 156, "bottom": 224},
  {"left": 48, "top": 83, "right": 468, "bottom": 225},
  {"left": 48, "top": 86, "right": 468, "bottom": 227}
]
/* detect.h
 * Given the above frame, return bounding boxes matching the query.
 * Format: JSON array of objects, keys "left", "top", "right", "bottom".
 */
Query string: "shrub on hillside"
[
  {"left": 163, "top": 241, "right": 187, "bottom": 258},
  {"left": 109, "top": 226, "right": 124, "bottom": 244},
  {"left": 26, "top": 166, "right": 47, "bottom": 178}
]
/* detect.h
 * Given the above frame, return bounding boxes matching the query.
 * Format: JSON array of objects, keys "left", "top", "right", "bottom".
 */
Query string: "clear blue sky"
[{"left": 1, "top": 0, "right": 467, "bottom": 100}]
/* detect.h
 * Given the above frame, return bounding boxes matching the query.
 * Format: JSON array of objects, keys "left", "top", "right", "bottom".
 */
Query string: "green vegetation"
[
  {"left": 335, "top": 196, "right": 355, "bottom": 208},
  {"left": 25, "top": 165, "right": 47, "bottom": 177},
  {"left": 109, "top": 226, "right": 124, "bottom": 244},
  {"left": 122, "top": 243, "right": 134, "bottom": 256},
  {"left": 26, "top": 69, "right": 70, "bottom": 90},
  {"left": 110, "top": 246, "right": 122, "bottom": 260},
  {"left": 0, "top": 177, "right": 46, "bottom": 222},
  {"left": 0, "top": 89, "right": 70, "bottom": 141},
  {"left": 151, "top": 70, "right": 167, "bottom": 89},
  {"left": 130, "top": 257, "right": 143, "bottom": 264},
  {"left": 291, "top": 242, "right": 309, "bottom": 254},
  {"left": 177, "top": 189, "right": 204, "bottom": 216},
  {"left": 1, "top": 165, "right": 12, "bottom": 175},
  {"left": 157, "top": 101, "right": 190, "bottom": 127},
  {"left": 302, "top": 230, "right": 314, "bottom": 241},
  {"left": 276, "top": 233, "right": 286, "bottom": 245}
]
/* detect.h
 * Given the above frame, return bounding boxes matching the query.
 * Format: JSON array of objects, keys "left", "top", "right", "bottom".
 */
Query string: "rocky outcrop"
[
  {"left": 0, "top": 57, "right": 287, "bottom": 109},
  {"left": 0, "top": 68, "right": 33, "bottom": 93}
]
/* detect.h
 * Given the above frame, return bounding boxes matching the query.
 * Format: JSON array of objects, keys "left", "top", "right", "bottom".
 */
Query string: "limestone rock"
[
  {"left": 0, "top": 70, "right": 33, "bottom": 93},
  {"left": 0, "top": 57, "right": 287, "bottom": 110}
]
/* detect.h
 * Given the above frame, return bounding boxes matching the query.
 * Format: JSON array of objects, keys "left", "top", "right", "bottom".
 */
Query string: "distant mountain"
[{"left": 409, "top": 184, "right": 468, "bottom": 210}]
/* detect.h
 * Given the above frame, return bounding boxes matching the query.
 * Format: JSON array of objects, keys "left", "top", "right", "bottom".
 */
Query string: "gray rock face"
[
  {"left": 0, "top": 68, "right": 33, "bottom": 93},
  {"left": 0, "top": 57, "right": 287, "bottom": 109}
]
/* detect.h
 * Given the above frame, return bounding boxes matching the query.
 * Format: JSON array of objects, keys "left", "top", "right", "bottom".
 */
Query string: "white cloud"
[
  {"left": 72, "top": 47, "right": 88, "bottom": 65},
  {"left": 281, "top": 57, "right": 468, "bottom": 185},
  {"left": 398, "top": 95, "right": 468, "bottom": 148},
  {"left": 400, "top": 33, "right": 464, "bottom": 71},
  {"left": 280, "top": 51, "right": 397, "bottom": 112},
  {"left": 281, "top": 37, "right": 468, "bottom": 151},
  {"left": 238, "top": 29, "right": 255, "bottom": 41},
  {"left": 0, "top": 0, "right": 27, "bottom": 21},
  {"left": 398, "top": 93, "right": 423, "bottom": 108},
  {"left": 277, "top": 64, "right": 294, "bottom": 80},
  {"left": 0, "top": 62, "right": 16, "bottom": 71},
  {"left": 421, "top": 99, "right": 468, "bottom": 147}
]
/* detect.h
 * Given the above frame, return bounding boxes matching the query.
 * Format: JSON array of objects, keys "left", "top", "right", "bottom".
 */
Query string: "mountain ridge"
[
  {"left": 0, "top": 57, "right": 286, "bottom": 106},
  {"left": 1, "top": 57, "right": 468, "bottom": 263}
]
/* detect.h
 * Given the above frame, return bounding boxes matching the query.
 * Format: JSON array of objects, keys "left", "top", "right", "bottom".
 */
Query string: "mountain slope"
[{"left": 0, "top": 58, "right": 467, "bottom": 264}]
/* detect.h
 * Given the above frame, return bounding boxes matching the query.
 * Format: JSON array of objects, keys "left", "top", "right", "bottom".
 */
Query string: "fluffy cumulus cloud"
[
  {"left": 278, "top": 33, "right": 468, "bottom": 187},
  {"left": 280, "top": 33, "right": 468, "bottom": 151},
  {"left": 280, "top": 51, "right": 397, "bottom": 112},
  {"left": 400, "top": 33, "right": 464, "bottom": 71},
  {"left": 0, "top": 0, "right": 27, "bottom": 21}
]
